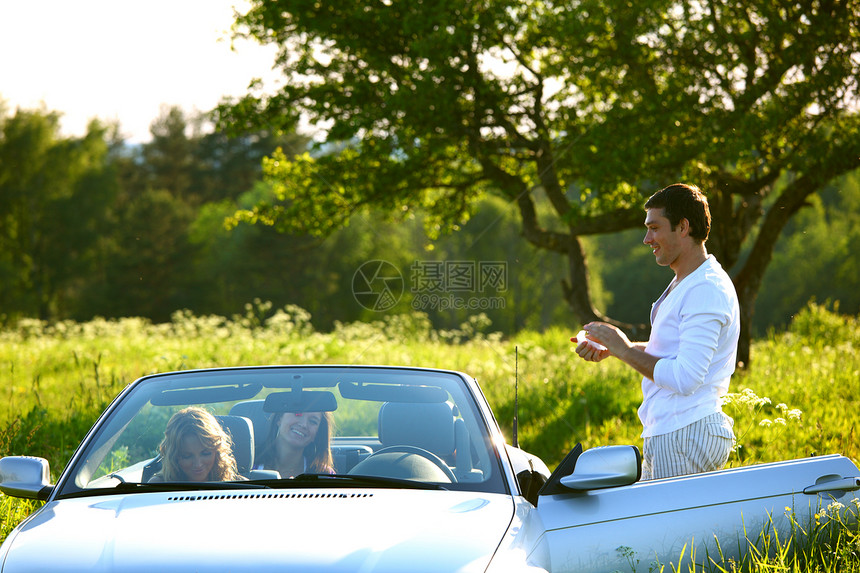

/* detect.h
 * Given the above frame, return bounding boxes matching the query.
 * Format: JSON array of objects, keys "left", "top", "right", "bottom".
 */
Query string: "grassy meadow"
[{"left": 2, "top": 301, "right": 859, "bottom": 569}]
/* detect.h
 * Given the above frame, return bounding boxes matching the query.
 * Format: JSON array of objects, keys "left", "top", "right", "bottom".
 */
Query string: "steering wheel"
[{"left": 353, "top": 445, "right": 458, "bottom": 483}]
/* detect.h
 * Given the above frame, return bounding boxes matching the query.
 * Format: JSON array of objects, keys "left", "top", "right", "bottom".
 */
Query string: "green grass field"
[{"left": 2, "top": 301, "right": 859, "bottom": 570}]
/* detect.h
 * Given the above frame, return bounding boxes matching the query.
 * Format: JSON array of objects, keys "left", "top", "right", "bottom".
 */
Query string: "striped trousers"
[{"left": 641, "top": 411, "right": 735, "bottom": 480}]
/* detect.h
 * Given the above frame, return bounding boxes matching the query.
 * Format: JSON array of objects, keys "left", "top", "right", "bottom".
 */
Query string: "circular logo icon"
[{"left": 352, "top": 260, "right": 404, "bottom": 312}]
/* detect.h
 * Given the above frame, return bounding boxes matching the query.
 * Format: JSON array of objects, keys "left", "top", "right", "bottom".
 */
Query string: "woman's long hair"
[
  {"left": 259, "top": 410, "right": 335, "bottom": 474},
  {"left": 159, "top": 406, "right": 240, "bottom": 481}
]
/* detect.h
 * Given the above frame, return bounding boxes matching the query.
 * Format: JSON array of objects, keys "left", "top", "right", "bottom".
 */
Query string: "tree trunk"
[
  {"left": 561, "top": 236, "right": 650, "bottom": 339},
  {"left": 731, "top": 176, "right": 819, "bottom": 367}
]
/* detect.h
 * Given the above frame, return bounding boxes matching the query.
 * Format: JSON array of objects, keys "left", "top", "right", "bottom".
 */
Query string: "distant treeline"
[{"left": 2, "top": 104, "right": 858, "bottom": 336}]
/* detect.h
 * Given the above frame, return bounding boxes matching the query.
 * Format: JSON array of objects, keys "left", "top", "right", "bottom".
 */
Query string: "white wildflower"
[{"left": 827, "top": 501, "right": 845, "bottom": 512}]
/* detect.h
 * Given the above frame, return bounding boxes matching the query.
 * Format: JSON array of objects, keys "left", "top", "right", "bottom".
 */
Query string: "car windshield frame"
[{"left": 53, "top": 365, "right": 510, "bottom": 499}]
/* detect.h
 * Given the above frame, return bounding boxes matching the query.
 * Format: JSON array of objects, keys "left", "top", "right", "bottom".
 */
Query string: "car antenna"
[{"left": 513, "top": 345, "right": 519, "bottom": 449}]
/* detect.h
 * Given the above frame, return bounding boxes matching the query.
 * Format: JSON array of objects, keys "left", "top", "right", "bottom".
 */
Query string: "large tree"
[{"left": 218, "top": 0, "right": 860, "bottom": 365}]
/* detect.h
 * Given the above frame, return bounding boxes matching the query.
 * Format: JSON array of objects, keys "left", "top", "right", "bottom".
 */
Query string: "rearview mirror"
[{"left": 264, "top": 390, "right": 338, "bottom": 413}]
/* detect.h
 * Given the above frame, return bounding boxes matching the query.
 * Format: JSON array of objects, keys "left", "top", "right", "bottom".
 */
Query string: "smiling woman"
[{"left": 256, "top": 410, "right": 335, "bottom": 477}]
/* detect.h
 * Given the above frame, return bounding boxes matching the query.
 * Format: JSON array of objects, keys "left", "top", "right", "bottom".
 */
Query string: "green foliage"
[
  {"left": 721, "top": 387, "right": 804, "bottom": 465},
  {"left": 592, "top": 227, "right": 673, "bottom": 326},
  {"left": 96, "top": 187, "right": 197, "bottom": 322},
  {"left": 2, "top": 301, "right": 857, "bottom": 468},
  {"left": 219, "top": 0, "right": 860, "bottom": 367},
  {"left": 411, "top": 195, "right": 580, "bottom": 333},
  {"left": 4, "top": 98, "right": 858, "bottom": 352},
  {"left": 0, "top": 103, "right": 325, "bottom": 327},
  {"left": 1, "top": 302, "right": 860, "bottom": 569},
  {"left": 787, "top": 301, "right": 860, "bottom": 347},
  {"left": 755, "top": 171, "right": 860, "bottom": 333},
  {"left": 0, "top": 494, "right": 40, "bottom": 542},
  {"left": 727, "top": 500, "right": 860, "bottom": 573},
  {"left": 195, "top": 185, "right": 578, "bottom": 334},
  {"left": 0, "top": 108, "right": 118, "bottom": 321}
]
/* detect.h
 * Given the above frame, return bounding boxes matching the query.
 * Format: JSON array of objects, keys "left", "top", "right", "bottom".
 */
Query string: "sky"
[{"left": 0, "top": 0, "right": 280, "bottom": 143}]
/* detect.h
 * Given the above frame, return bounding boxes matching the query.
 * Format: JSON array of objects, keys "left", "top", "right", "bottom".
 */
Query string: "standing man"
[{"left": 573, "top": 183, "right": 739, "bottom": 480}]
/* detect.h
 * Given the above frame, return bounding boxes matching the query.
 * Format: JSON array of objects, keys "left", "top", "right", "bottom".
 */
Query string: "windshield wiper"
[
  {"left": 247, "top": 473, "right": 446, "bottom": 490},
  {"left": 117, "top": 480, "right": 270, "bottom": 492},
  {"left": 60, "top": 480, "right": 270, "bottom": 499}
]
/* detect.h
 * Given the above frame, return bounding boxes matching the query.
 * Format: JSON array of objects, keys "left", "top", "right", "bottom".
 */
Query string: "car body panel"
[
  {"left": 537, "top": 454, "right": 860, "bottom": 572},
  {"left": 2, "top": 491, "right": 516, "bottom": 573}
]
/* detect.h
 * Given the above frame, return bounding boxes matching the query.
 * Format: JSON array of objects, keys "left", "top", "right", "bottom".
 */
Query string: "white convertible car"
[{"left": 1, "top": 365, "right": 858, "bottom": 572}]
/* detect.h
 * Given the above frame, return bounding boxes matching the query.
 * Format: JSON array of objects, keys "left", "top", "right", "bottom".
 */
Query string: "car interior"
[{"left": 68, "top": 369, "right": 502, "bottom": 495}]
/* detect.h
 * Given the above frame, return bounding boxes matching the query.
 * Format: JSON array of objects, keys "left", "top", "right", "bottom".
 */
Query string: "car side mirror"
[
  {"left": 559, "top": 445, "right": 641, "bottom": 491},
  {"left": 0, "top": 456, "right": 54, "bottom": 500}
]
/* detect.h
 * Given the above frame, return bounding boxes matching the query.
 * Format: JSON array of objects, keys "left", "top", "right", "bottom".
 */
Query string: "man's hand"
[
  {"left": 570, "top": 326, "right": 612, "bottom": 362},
  {"left": 574, "top": 322, "right": 658, "bottom": 379}
]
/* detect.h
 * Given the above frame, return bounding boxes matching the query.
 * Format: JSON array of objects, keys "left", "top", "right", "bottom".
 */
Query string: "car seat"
[
  {"left": 229, "top": 399, "right": 269, "bottom": 461},
  {"left": 378, "top": 401, "right": 456, "bottom": 459},
  {"left": 215, "top": 414, "right": 255, "bottom": 477}
]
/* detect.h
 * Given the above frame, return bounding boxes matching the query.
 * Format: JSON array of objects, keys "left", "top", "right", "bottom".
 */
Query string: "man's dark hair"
[{"left": 645, "top": 183, "right": 711, "bottom": 243}]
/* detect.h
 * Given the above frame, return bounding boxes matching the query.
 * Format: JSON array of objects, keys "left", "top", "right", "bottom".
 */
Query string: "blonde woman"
[{"left": 150, "top": 406, "right": 240, "bottom": 482}]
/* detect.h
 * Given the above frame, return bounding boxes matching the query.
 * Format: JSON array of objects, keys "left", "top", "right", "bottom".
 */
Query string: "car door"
[{"left": 535, "top": 446, "right": 860, "bottom": 573}]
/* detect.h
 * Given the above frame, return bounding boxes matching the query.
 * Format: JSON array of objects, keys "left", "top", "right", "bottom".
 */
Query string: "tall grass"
[{"left": 1, "top": 300, "right": 858, "bottom": 570}]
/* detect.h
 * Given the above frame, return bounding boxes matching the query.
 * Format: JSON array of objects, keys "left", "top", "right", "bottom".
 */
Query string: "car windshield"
[{"left": 57, "top": 366, "right": 508, "bottom": 496}]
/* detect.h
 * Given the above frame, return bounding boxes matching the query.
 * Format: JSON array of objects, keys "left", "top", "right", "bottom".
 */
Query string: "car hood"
[{"left": 2, "top": 488, "right": 515, "bottom": 572}]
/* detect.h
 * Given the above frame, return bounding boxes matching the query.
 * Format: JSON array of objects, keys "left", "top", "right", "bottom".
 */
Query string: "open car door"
[{"left": 535, "top": 445, "right": 860, "bottom": 573}]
